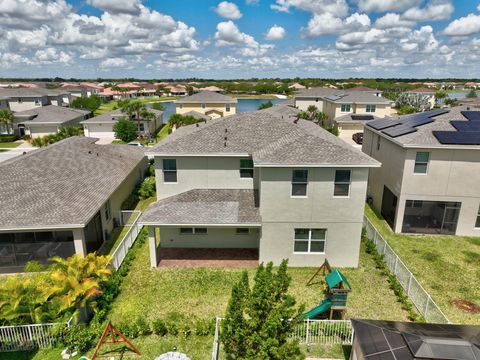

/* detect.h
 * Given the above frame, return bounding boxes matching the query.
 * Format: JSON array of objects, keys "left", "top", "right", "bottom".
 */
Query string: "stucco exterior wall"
[
  {"left": 27, "top": 124, "right": 59, "bottom": 138},
  {"left": 155, "top": 156, "right": 254, "bottom": 200},
  {"left": 8, "top": 97, "right": 48, "bottom": 112},
  {"left": 294, "top": 98, "right": 325, "bottom": 111},
  {"left": 83, "top": 123, "right": 115, "bottom": 138},
  {"left": 335, "top": 123, "right": 364, "bottom": 138},
  {"left": 176, "top": 103, "right": 236, "bottom": 118},
  {"left": 159, "top": 227, "right": 260, "bottom": 248}
]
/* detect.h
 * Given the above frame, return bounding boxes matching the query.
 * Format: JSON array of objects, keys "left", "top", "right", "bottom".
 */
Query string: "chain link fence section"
[{"left": 363, "top": 216, "right": 450, "bottom": 324}]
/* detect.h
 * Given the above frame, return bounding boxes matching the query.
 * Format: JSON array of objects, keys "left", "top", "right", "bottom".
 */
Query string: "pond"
[{"left": 158, "top": 98, "right": 284, "bottom": 122}]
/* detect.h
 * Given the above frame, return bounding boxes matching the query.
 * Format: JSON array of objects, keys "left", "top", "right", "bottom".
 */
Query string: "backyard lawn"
[
  {"left": 0, "top": 141, "right": 20, "bottom": 148},
  {"left": 94, "top": 97, "right": 177, "bottom": 116},
  {"left": 365, "top": 204, "right": 480, "bottom": 324}
]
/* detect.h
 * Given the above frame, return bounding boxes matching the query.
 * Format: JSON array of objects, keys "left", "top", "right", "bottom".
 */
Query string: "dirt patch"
[{"left": 450, "top": 299, "right": 480, "bottom": 313}]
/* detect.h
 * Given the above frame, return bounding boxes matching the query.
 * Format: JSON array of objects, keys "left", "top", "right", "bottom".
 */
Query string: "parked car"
[
  {"left": 352, "top": 132, "right": 363, "bottom": 145},
  {"left": 127, "top": 141, "right": 144, "bottom": 147}
]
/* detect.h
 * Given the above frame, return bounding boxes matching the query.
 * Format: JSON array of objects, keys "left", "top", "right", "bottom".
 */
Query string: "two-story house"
[
  {"left": 175, "top": 91, "right": 237, "bottom": 119},
  {"left": 0, "top": 88, "right": 71, "bottom": 112},
  {"left": 362, "top": 106, "right": 480, "bottom": 236},
  {"left": 139, "top": 106, "right": 380, "bottom": 268}
]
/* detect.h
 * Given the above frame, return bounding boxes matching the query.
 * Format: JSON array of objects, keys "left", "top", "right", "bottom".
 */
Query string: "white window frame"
[
  {"left": 163, "top": 159, "right": 177, "bottom": 184},
  {"left": 104, "top": 200, "right": 111, "bottom": 221},
  {"left": 293, "top": 229, "right": 327, "bottom": 254},
  {"left": 340, "top": 104, "right": 351, "bottom": 113},
  {"left": 180, "top": 227, "right": 208, "bottom": 235},
  {"left": 334, "top": 169, "right": 351, "bottom": 198},
  {"left": 475, "top": 205, "right": 480, "bottom": 229},
  {"left": 291, "top": 169, "right": 308, "bottom": 198},
  {"left": 226, "top": 104, "right": 231, "bottom": 112},
  {"left": 366, "top": 104, "right": 376, "bottom": 113},
  {"left": 235, "top": 228, "right": 249, "bottom": 235},
  {"left": 414, "top": 151, "right": 430, "bottom": 175}
]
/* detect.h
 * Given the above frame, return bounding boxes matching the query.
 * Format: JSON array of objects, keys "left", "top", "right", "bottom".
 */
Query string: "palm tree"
[
  {"left": 0, "top": 109, "right": 15, "bottom": 135},
  {"left": 119, "top": 100, "right": 155, "bottom": 135}
]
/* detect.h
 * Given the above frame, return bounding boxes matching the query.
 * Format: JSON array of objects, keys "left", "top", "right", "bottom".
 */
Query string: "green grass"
[
  {"left": 155, "top": 124, "right": 170, "bottom": 143},
  {"left": 0, "top": 141, "right": 20, "bottom": 148},
  {"left": 94, "top": 97, "right": 178, "bottom": 116},
  {"left": 365, "top": 204, "right": 480, "bottom": 324}
]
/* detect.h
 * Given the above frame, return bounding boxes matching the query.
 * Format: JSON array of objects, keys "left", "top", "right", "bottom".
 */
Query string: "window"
[
  {"left": 180, "top": 228, "right": 207, "bottom": 235},
  {"left": 240, "top": 159, "right": 254, "bottom": 178},
  {"left": 178, "top": 103, "right": 183, "bottom": 109},
  {"left": 476, "top": 206, "right": 480, "bottom": 228},
  {"left": 334, "top": 170, "right": 351, "bottom": 197},
  {"left": 163, "top": 159, "right": 177, "bottom": 183},
  {"left": 406, "top": 200, "right": 423, "bottom": 208},
  {"left": 291, "top": 170, "right": 308, "bottom": 197},
  {"left": 294, "top": 229, "right": 326, "bottom": 253},
  {"left": 340, "top": 104, "right": 351, "bottom": 112},
  {"left": 201, "top": 103, "right": 206, "bottom": 109},
  {"left": 236, "top": 228, "right": 249, "bottom": 235},
  {"left": 366, "top": 104, "right": 376, "bottom": 113},
  {"left": 226, "top": 104, "right": 231, "bottom": 112},
  {"left": 104, "top": 200, "right": 111, "bottom": 221},
  {"left": 17, "top": 98, "right": 22, "bottom": 103},
  {"left": 414, "top": 152, "right": 429, "bottom": 174},
  {"left": 34, "top": 99, "right": 41, "bottom": 106},
  {"left": 376, "top": 135, "right": 381, "bottom": 151},
  {"left": 137, "top": 123, "right": 145, "bottom": 132}
]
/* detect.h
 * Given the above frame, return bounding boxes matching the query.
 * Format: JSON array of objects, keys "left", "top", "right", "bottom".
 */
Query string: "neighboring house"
[
  {"left": 289, "top": 83, "right": 306, "bottom": 90},
  {"left": 332, "top": 114, "right": 386, "bottom": 139},
  {"left": 139, "top": 105, "right": 379, "bottom": 268},
  {"left": 14, "top": 105, "right": 91, "bottom": 138},
  {"left": 294, "top": 87, "right": 340, "bottom": 111},
  {"left": 175, "top": 91, "right": 237, "bottom": 119},
  {"left": 79, "top": 82, "right": 103, "bottom": 96},
  {"left": 0, "top": 96, "right": 9, "bottom": 110},
  {"left": 362, "top": 106, "right": 480, "bottom": 236},
  {"left": 167, "top": 85, "right": 187, "bottom": 96},
  {"left": 346, "top": 86, "right": 383, "bottom": 97},
  {"left": 350, "top": 319, "right": 480, "bottom": 360},
  {"left": 0, "top": 88, "right": 72, "bottom": 112},
  {"left": 182, "top": 110, "right": 212, "bottom": 121},
  {"left": 59, "top": 84, "right": 87, "bottom": 98},
  {"left": 198, "top": 86, "right": 224, "bottom": 93},
  {"left": 81, "top": 109, "right": 163, "bottom": 139},
  {"left": 0, "top": 137, "right": 146, "bottom": 273},
  {"left": 406, "top": 88, "right": 436, "bottom": 109}
]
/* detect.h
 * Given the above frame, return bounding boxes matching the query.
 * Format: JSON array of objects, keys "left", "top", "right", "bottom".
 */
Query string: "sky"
[{"left": 1, "top": 0, "right": 480, "bottom": 79}]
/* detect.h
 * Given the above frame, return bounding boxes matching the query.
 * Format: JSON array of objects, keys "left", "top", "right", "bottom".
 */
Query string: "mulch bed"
[
  {"left": 158, "top": 248, "right": 259, "bottom": 268},
  {"left": 450, "top": 299, "right": 480, "bottom": 313}
]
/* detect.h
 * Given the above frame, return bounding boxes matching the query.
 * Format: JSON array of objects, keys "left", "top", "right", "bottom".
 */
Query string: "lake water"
[
  {"left": 447, "top": 91, "right": 467, "bottom": 100},
  {"left": 159, "top": 98, "right": 283, "bottom": 122}
]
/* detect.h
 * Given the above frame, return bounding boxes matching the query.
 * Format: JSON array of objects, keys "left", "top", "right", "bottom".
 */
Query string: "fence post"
[
  {"left": 393, "top": 256, "right": 398, "bottom": 275},
  {"left": 305, "top": 319, "right": 310, "bottom": 346},
  {"left": 424, "top": 295, "right": 431, "bottom": 320}
]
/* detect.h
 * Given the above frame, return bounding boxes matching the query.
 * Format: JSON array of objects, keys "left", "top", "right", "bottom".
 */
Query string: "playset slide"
[{"left": 303, "top": 298, "right": 332, "bottom": 319}]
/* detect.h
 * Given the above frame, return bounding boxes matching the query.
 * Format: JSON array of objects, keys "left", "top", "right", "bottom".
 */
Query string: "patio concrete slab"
[{"left": 158, "top": 248, "right": 258, "bottom": 268}]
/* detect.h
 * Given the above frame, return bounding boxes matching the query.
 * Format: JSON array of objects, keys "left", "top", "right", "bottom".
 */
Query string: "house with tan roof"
[
  {"left": 139, "top": 105, "right": 380, "bottom": 268},
  {"left": 175, "top": 91, "right": 237, "bottom": 119}
]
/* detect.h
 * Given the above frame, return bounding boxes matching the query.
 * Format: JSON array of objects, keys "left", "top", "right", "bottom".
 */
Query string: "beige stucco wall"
[
  {"left": 335, "top": 123, "right": 364, "bottom": 139},
  {"left": 27, "top": 116, "right": 84, "bottom": 138},
  {"left": 159, "top": 227, "right": 260, "bottom": 248},
  {"left": 154, "top": 156, "right": 255, "bottom": 200},
  {"left": 8, "top": 97, "right": 48, "bottom": 112},
  {"left": 258, "top": 166, "right": 369, "bottom": 267},
  {"left": 294, "top": 98, "right": 325, "bottom": 111},
  {"left": 325, "top": 102, "right": 393, "bottom": 122},
  {"left": 84, "top": 123, "right": 115, "bottom": 138},
  {"left": 176, "top": 103, "right": 236, "bottom": 118}
]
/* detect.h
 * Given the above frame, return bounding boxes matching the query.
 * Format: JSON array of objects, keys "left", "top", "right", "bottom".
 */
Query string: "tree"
[
  {"left": 113, "top": 116, "right": 137, "bottom": 142},
  {"left": 435, "top": 90, "right": 448, "bottom": 100},
  {"left": 168, "top": 113, "right": 204, "bottom": 130},
  {"left": 0, "top": 109, "right": 15, "bottom": 135},
  {"left": 71, "top": 94, "right": 102, "bottom": 112},
  {"left": 258, "top": 100, "right": 273, "bottom": 110},
  {"left": 119, "top": 99, "right": 155, "bottom": 135},
  {"left": 222, "top": 260, "right": 304, "bottom": 360},
  {"left": 186, "top": 86, "right": 194, "bottom": 96},
  {"left": 395, "top": 92, "right": 430, "bottom": 112},
  {"left": 466, "top": 89, "right": 478, "bottom": 98}
]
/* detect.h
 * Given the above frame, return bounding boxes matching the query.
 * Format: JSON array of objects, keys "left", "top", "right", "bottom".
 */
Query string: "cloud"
[
  {"left": 0, "top": 0, "right": 71, "bottom": 29},
  {"left": 403, "top": 1, "right": 454, "bottom": 21},
  {"left": 215, "top": 20, "right": 273, "bottom": 56},
  {"left": 304, "top": 12, "right": 370, "bottom": 37},
  {"left": 443, "top": 13, "right": 480, "bottom": 36},
  {"left": 271, "top": 0, "right": 348, "bottom": 17},
  {"left": 375, "top": 13, "right": 415, "bottom": 29},
  {"left": 100, "top": 57, "right": 131, "bottom": 69},
  {"left": 86, "top": 0, "right": 141, "bottom": 15},
  {"left": 246, "top": 0, "right": 259, "bottom": 4},
  {"left": 265, "top": 25, "right": 286, "bottom": 40},
  {"left": 34, "top": 47, "right": 72, "bottom": 64},
  {"left": 214, "top": 1, "right": 242, "bottom": 19},
  {"left": 357, "top": 0, "right": 420, "bottom": 13}
]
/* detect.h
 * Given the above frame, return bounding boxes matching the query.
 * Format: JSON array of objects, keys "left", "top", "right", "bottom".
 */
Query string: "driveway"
[{"left": 0, "top": 146, "right": 38, "bottom": 164}]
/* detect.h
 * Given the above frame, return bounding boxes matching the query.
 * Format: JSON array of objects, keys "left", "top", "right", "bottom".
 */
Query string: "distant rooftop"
[
  {"left": 15, "top": 105, "right": 90, "bottom": 124},
  {"left": 0, "top": 87, "right": 69, "bottom": 98},
  {"left": 81, "top": 108, "right": 163, "bottom": 124},
  {"left": 295, "top": 87, "right": 390, "bottom": 104},
  {"left": 176, "top": 91, "right": 237, "bottom": 104}
]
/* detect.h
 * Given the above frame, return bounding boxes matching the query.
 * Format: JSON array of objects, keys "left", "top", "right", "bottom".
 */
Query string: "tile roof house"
[
  {"left": 140, "top": 105, "right": 379, "bottom": 268},
  {"left": 0, "top": 137, "right": 146, "bottom": 273},
  {"left": 175, "top": 91, "right": 237, "bottom": 119},
  {"left": 362, "top": 106, "right": 480, "bottom": 236}
]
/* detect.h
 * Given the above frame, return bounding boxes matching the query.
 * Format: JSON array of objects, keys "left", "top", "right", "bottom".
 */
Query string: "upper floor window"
[
  {"left": 334, "top": 170, "right": 351, "bottom": 197},
  {"left": 138, "top": 123, "right": 145, "bottom": 132},
  {"left": 240, "top": 159, "right": 254, "bottom": 178},
  {"left": 104, "top": 200, "right": 111, "bottom": 221},
  {"left": 163, "top": 159, "right": 177, "bottom": 183},
  {"left": 366, "top": 104, "right": 376, "bottom": 113},
  {"left": 226, "top": 104, "right": 231, "bottom": 112},
  {"left": 294, "top": 228, "right": 326, "bottom": 253},
  {"left": 476, "top": 205, "right": 480, "bottom": 228},
  {"left": 340, "top": 104, "right": 351, "bottom": 112},
  {"left": 201, "top": 103, "right": 206, "bottom": 109},
  {"left": 414, "top": 152, "right": 429, "bottom": 174},
  {"left": 292, "top": 170, "right": 308, "bottom": 197}
]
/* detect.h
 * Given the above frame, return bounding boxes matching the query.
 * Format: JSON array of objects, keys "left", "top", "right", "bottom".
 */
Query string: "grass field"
[
  {"left": 365, "top": 204, "right": 480, "bottom": 324},
  {"left": 94, "top": 97, "right": 177, "bottom": 116},
  {"left": 0, "top": 141, "right": 21, "bottom": 148}
]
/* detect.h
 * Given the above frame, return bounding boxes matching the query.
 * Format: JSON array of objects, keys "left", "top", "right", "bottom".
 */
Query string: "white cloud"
[
  {"left": 246, "top": 0, "right": 259, "bottom": 4},
  {"left": 214, "top": 1, "right": 242, "bottom": 19},
  {"left": 0, "top": 0, "right": 71, "bottom": 29},
  {"left": 265, "top": 25, "right": 286, "bottom": 40},
  {"left": 403, "top": 1, "right": 454, "bottom": 21},
  {"left": 304, "top": 12, "right": 370, "bottom": 37},
  {"left": 271, "top": 0, "right": 348, "bottom": 17},
  {"left": 215, "top": 20, "right": 273, "bottom": 56},
  {"left": 375, "top": 13, "right": 415, "bottom": 29},
  {"left": 86, "top": 0, "right": 141, "bottom": 15},
  {"left": 443, "top": 13, "right": 480, "bottom": 36},
  {"left": 478, "top": 3, "right": 480, "bottom": 11},
  {"left": 357, "top": 0, "right": 420, "bottom": 13},
  {"left": 34, "top": 47, "right": 72, "bottom": 64},
  {"left": 100, "top": 58, "right": 130, "bottom": 69}
]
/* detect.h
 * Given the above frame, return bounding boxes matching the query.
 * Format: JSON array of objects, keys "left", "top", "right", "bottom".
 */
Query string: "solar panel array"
[
  {"left": 432, "top": 110, "right": 480, "bottom": 145},
  {"left": 367, "top": 109, "right": 450, "bottom": 138},
  {"left": 351, "top": 115, "right": 374, "bottom": 121}
]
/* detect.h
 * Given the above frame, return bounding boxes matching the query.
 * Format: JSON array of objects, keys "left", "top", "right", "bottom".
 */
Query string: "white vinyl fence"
[
  {"left": 0, "top": 318, "right": 72, "bottom": 352},
  {"left": 363, "top": 216, "right": 450, "bottom": 324},
  {"left": 111, "top": 210, "right": 142, "bottom": 270},
  {"left": 211, "top": 318, "right": 353, "bottom": 360}
]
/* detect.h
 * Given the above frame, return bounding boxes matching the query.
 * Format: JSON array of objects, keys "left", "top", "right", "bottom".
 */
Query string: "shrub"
[
  {"left": 138, "top": 177, "right": 156, "bottom": 199},
  {"left": 56, "top": 323, "right": 101, "bottom": 353},
  {"left": 0, "top": 134, "right": 17, "bottom": 142},
  {"left": 113, "top": 117, "right": 137, "bottom": 142},
  {"left": 153, "top": 319, "right": 168, "bottom": 336},
  {"left": 195, "top": 318, "right": 216, "bottom": 336},
  {"left": 135, "top": 316, "right": 152, "bottom": 336},
  {"left": 24, "top": 260, "right": 46, "bottom": 272}
]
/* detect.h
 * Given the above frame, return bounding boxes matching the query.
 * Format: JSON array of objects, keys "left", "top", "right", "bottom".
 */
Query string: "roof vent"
[
  {"left": 224, "top": 141, "right": 227, "bottom": 147},
  {"left": 225, "top": 128, "right": 228, "bottom": 133},
  {"left": 88, "top": 150, "right": 92, "bottom": 154},
  {"left": 196, "top": 123, "right": 199, "bottom": 127},
  {"left": 224, "top": 136, "right": 227, "bottom": 141}
]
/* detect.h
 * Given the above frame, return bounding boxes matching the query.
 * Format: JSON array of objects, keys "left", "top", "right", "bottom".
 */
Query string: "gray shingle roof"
[
  {"left": 0, "top": 88, "right": 69, "bottom": 98},
  {"left": 81, "top": 109, "right": 163, "bottom": 124},
  {"left": 370, "top": 106, "right": 480, "bottom": 147},
  {"left": 14, "top": 105, "right": 90, "bottom": 124},
  {"left": 0, "top": 137, "right": 145, "bottom": 230},
  {"left": 149, "top": 105, "right": 379, "bottom": 167},
  {"left": 176, "top": 91, "right": 237, "bottom": 104},
  {"left": 324, "top": 91, "right": 392, "bottom": 104},
  {"left": 295, "top": 87, "right": 340, "bottom": 98},
  {"left": 334, "top": 114, "right": 387, "bottom": 124},
  {"left": 139, "top": 189, "right": 261, "bottom": 225},
  {"left": 183, "top": 110, "right": 212, "bottom": 120}
]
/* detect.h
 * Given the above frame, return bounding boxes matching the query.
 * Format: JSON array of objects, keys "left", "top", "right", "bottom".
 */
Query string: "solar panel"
[
  {"left": 402, "top": 116, "right": 434, "bottom": 128},
  {"left": 382, "top": 125, "right": 417, "bottom": 137},
  {"left": 450, "top": 121, "right": 480, "bottom": 132},
  {"left": 367, "top": 119, "right": 400, "bottom": 130},
  {"left": 423, "top": 108, "right": 450, "bottom": 117},
  {"left": 433, "top": 131, "right": 480, "bottom": 145},
  {"left": 461, "top": 111, "right": 480, "bottom": 121},
  {"left": 351, "top": 115, "right": 374, "bottom": 121}
]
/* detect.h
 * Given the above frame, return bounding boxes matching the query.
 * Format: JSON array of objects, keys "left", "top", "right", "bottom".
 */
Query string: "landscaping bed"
[{"left": 365, "top": 204, "right": 480, "bottom": 324}]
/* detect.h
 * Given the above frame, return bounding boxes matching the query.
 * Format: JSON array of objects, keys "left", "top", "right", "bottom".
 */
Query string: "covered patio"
[{"left": 139, "top": 189, "right": 262, "bottom": 268}]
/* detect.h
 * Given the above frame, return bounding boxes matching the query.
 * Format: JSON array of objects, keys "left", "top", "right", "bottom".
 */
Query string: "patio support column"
[
  {"left": 73, "top": 228, "right": 86, "bottom": 257},
  {"left": 148, "top": 226, "right": 158, "bottom": 267}
]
